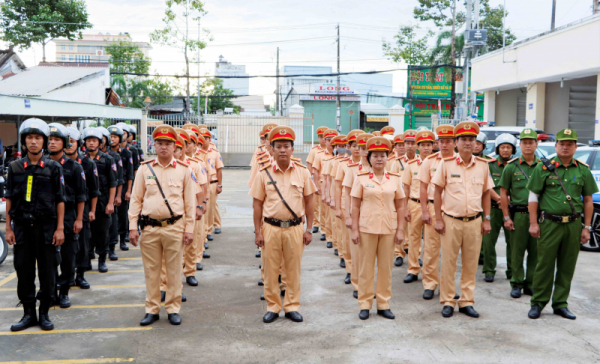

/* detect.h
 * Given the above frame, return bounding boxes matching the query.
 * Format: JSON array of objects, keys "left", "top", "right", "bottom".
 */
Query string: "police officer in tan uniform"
[
  {"left": 250, "top": 126, "right": 316, "bottom": 324},
  {"left": 388, "top": 134, "right": 409, "bottom": 265},
  {"left": 314, "top": 129, "right": 337, "bottom": 247},
  {"left": 432, "top": 121, "right": 493, "bottom": 318},
  {"left": 306, "top": 126, "right": 329, "bottom": 234},
  {"left": 129, "top": 125, "right": 196, "bottom": 326}
]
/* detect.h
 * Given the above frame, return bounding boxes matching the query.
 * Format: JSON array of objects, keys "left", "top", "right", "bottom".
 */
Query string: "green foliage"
[
  {"left": 429, "top": 30, "right": 465, "bottom": 64},
  {"left": 0, "top": 0, "right": 90, "bottom": 57},
  {"left": 105, "top": 38, "right": 150, "bottom": 75},
  {"left": 382, "top": 25, "right": 433, "bottom": 65},
  {"left": 191, "top": 78, "right": 238, "bottom": 114},
  {"left": 110, "top": 74, "right": 150, "bottom": 108},
  {"left": 480, "top": 3, "right": 516, "bottom": 52},
  {"left": 146, "top": 77, "right": 177, "bottom": 106},
  {"left": 413, "top": 0, "right": 464, "bottom": 28}
]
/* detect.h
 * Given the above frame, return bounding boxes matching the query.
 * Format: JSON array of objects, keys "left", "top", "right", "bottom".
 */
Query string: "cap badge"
[
  {"left": 524, "top": 129, "right": 531, "bottom": 134},
  {"left": 50, "top": 127, "right": 57, "bottom": 132},
  {"left": 375, "top": 140, "right": 381, "bottom": 145},
  {"left": 464, "top": 124, "right": 471, "bottom": 130},
  {"left": 564, "top": 129, "right": 572, "bottom": 135},
  {"left": 280, "top": 130, "right": 286, "bottom": 135}
]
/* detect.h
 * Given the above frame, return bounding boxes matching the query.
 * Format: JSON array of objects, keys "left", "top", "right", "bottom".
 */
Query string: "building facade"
[
  {"left": 52, "top": 33, "right": 152, "bottom": 63},
  {"left": 215, "top": 56, "right": 249, "bottom": 96}
]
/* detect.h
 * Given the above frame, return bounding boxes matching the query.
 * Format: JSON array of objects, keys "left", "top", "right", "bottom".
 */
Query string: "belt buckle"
[
  {"left": 161, "top": 220, "right": 168, "bottom": 227},
  {"left": 562, "top": 216, "right": 569, "bottom": 223},
  {"left": 463, "top": 217, "right": 469, "bottom": 222},
  {"left": 281, "top": 221, "right": 290, "bottom": 228}
]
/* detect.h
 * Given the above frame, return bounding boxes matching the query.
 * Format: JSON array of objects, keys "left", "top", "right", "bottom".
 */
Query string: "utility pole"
[
  {"left": 197, "top": 18, "right": 201, "bottom": 122},
  {"left": 594, "top": 0, "right": 599, "bottom": 14},
  {"left": 336, "top": 23, "right": 341, "bottom": 132},
  {"left": 461, "top": 0, "right": 472, "bottom": 118},
  {"left": 276, "top": 47, "right": 280, "bottom": 115},
  {"left": 551, "top": 0, "right": 557, "bottom": 30}
]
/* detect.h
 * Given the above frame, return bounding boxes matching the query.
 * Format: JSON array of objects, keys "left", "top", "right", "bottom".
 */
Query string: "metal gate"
[
  {"left": 516, "top": 96, "right": 526, "bottom": 126},
  {"left": 569, "top": 86, "right": 597, "bottom": 145}
]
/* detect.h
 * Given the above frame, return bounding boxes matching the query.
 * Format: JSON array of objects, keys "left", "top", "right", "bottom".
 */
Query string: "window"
[
  {"left": 591, "top": 153, "right": 600, "bottom": 170},
  {"left": 61, "top": 45, "right": 66, "bottom": 50},
  {"left": 75, "top": 55, "right": 90, "bottom": 63},
  {"left": 61, "top": 55, "right": 66, "bottom": 61},
  {"left": 69, "top": 55, "right": 74, "bottom": 61},
  {"left": 69, "top": 45, "right": 73, "bottom": 51}
]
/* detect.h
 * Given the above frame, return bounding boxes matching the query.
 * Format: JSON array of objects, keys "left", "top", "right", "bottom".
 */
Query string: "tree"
[
  {"left": 191, "top": 78, "right": 239, "bottom": 114},
  {"left": 480, "top": 3, "right": 516, "bottom": 52},
  {"left": 150, "top": 0, "right": 210, "bottom": 113},
  {"left": 0, "top": 0, "right": 91, "bottom": 61},
  {"left": 105, "top": 38, "right": 150, "bottom": 75},
  {"left": 110, "top": 75, "right": 150, "bottom": 108},
  {"left": 382, "top": 25, "right": 433, "bottom": 65},
  {"left": 145, "top": 77, "right": 177, "bottom": 106}
]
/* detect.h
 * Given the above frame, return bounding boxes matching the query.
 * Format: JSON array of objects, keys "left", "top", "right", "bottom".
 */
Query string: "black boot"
[
  {"left": 59, "top": 286, "right": 71, "bottom": 309},
  {"left": 38, "top": 301, "right": 54, "bottom": 331},
  {"left": 108, "top": 245, "right": 118, "bottom": 261},
  {"left": 10, "top": 303, "right": 38, "bottom": 332},
  {"left": 120, "top": 241, "right": 129, "bottom": 251},
  {"left": 98, "top": 255, "right": 108, "bottom": 273},
  {"left": 75, "top": 271, "right": 90, "bottom": 289}
]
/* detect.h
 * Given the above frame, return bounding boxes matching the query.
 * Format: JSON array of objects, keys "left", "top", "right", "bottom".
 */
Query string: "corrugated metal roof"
[{"left": 0, "top": 66, "right": 105, "bottom": 97}]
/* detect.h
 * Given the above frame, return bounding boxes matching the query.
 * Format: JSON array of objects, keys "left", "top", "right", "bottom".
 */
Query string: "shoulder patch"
[
  {"left": 141, "top": 159, "right": 154, "bottom": 165},
  {"left": 357, "top": 171, "right": 370, "bottom": 176},
  {"left": 508, "top": 157, "right": 519, "bottom": 164},
  {"left": 294, "top": 160, "right": 307, "bottom": 168},
  {"left": 259, "top": 162, "right": 272, "bottom": 171},
  {"left": 388, "top": 171, "right": 400, "bottom": 177},
  {"left": 407, "top": 159, "right": 419, "bottom": 164},
  {"left": 291, "top": 157, "right": 301, "bottom": 162},
  {"left": 347, "top": 162, "right": 359, "bottom": 167},
  {"left": 443, "top": 156, "right": 457, "bottom": 162},
  {"left": 579, "top": 161, "right": 589, "bottom": 168},
  {"left": 427, "top": 152, "right": 439, "bottom": 159},
  {"left": 317, "top": 150, "right": 325, "bottom": 154},
  {"left": 478, "top": 156, "right": 494, "bottom": 163},
  {"left": 176, "top": 160, "right": 189, "bottom": 167}
]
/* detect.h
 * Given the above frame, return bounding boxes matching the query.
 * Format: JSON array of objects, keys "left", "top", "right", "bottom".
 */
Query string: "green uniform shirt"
[
  {"left": 498, "top": 157, "right": 541, "bottom": 206},
  {"left": 527, "top": 157, "right": 598, "bottom": 215},
  {"left": 487, "top": 156, "right": 507, "bottom": 195}
]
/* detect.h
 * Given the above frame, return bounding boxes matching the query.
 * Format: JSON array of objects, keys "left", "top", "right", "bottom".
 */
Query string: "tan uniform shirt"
[
  {"left": 184, "top": 156, "right": 206, "bottom": 195},
  {"left": 249, "top": 160, "right": 317, "bottom": 221},
  {"left": 129, "top": 158, "right": 197, "bottom": 233},
  {"left": 417, "top": 152, "right": 455, "bottom": 201},
  {"left": 431, "top": 155, "right": 494, "bottom": 217},
  {"left": 248, "top": 153, "right": 273, "bottom": 188},
  {"left": 388, "top": 155, "right": 408, "bottom": 175},
  {"left": 306, "top": 145, "right": 322, "bottom": 165},
  {"left": 351, "top": 171, "right": 405, "bottom": 234},
  {"left": 207, "top": 148, "right": 224, "bottom": 182},
  {"left": 335, "top": 158, "right": 358, "bottom": 207},
  {"left": 402, "top": 156, "right": 423, "bottom": 199},
  {"left": 312, "top": 149, "right": 330, "bottom": 182}
]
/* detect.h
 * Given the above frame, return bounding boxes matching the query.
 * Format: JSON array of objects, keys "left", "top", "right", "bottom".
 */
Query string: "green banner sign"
[{"left": 408, "top": 66, "right": 483, "bottom": 100}]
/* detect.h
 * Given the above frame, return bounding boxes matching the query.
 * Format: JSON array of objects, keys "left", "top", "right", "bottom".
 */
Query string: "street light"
[{"left": 143, "top": 96, "right": 152, "bottom": 110}]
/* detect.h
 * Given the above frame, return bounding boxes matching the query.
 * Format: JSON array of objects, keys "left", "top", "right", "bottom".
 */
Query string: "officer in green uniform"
[
  {"left": 482, "top": 133, "right": 515, "bottom": 282},
  {"left": 526, "top": 128, "right": 597, "bottom": 320},
  {"left": 499, "top": 128, "right": 540, "bottom": 299},
  {"left": 474, "top": 132, "right": 488, "bottom": 265}
]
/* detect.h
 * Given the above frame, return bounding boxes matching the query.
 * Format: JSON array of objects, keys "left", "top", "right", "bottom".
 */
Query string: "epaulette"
[
  {"left": 427, "top": 152, "right": 439, "bottom": 159},
  {"left": 341, "top": 157, "right": 350, "bottom": 161},
  {"left": 324, "top": 156, "right": 335, "bottom": 161},
  {"left": 388, "top": 155, "right": 396, "bottom": 161},
  {"left": 312, "top": 145, "right": 320, "bottom": 149},
  {"left": 317, "top": 149, "right": 325, "bottom": 153},
  {"left": 198, "top": 149, "right": 208, "bottom": 154},
  {"left": 407, "top": 159, "right": 419, "bottom": 164},
  {"left": 479, "top": 156, "right": 495, "bottom": 163},
  {"left": 335, "top": 155, "right": 345, "bottom": 160},
  {"left": 579, "top": 160, "right": 589, "bottom": 168},
  {"left": 508, "top": 157, "right": 519, "bottom": 164},
  {"left": 443, "top": 156, "right": 457, "bottom": 162},
  {"left": 291, "top": 156, "right": 301, "bottom": 162},
  {"left": 388, "top": 171, "right": 400, "bottom": 177},
  {"left": 189, "top": 157, "right": 200, "bottom": 162},
  {"left": 256, "top": 153, "right": 268, "bottom": 160},
  {"left": 347, "top": 162, "right": 359, "bottom": 167},
  {"left": 357, "top": 171, "right": 370, "bottom": 176},
  {"left": 256, "top": 150, "right": 267, "bottom": 156},
  {"left": 293, "top": 160, "right": 307, "bottom": 168},
  {"left": 141, "top": 159, "right": 153, "bottom": 165},
  {"left": 257, "top": 157, "right": 270, "bottom": 165},
  {"left": 176, "top": 160, "right": 189, "bottom": 167},
  {"left": 259, "top": 162, "right": 271, "bottom": 171}
]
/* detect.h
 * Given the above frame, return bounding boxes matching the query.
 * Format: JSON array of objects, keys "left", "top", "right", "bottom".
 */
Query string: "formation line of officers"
[
  {"left": 248, "top": 121, "right": 596, "bottom": 322},
  {"left": 5, "top": 120, "right": 224, "bottom": 331}
]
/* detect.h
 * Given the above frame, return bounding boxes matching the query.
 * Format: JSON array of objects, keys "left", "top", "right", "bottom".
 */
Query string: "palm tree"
[
  {"left": 428, "top": 31, "right": 465, "bottom": 119},
  {"left": 110, "top": 75, "right": 151, "bottom": 108}
]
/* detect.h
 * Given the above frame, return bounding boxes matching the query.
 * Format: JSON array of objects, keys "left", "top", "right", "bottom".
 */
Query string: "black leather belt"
[
  {"left": 540, "top": 211, "right": 581, "bottom": 224},
  {"left": 510, "top": 205, "right": 529, "bottom": 214},
  {"left": 210, "top": 180, "right": 218, "bottom": 184},
  {"left": 491, "top": 200, "right": 500, "bottom": 209},
  {"left": 142, "top": 215, "right": 182, "bottom": 227},
  {"left": 427, "top": 199, "right": 434, "bottom": 204},
  {"left": 264, "top": 217, "right": 302, "bottom": 228},
  {"left": 444, "top": 212, "right": 482, "bottom": 222},
  {"left": 410, "top": 198, "right": 421, "bottom": 203}
]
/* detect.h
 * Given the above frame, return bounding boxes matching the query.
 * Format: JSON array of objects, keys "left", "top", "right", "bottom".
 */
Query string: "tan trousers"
[
  {"left": 440, "top": 214, "right": 482, "bottom": 308},
  {"left": 140, "top": 219, "right": 184, "bottom": 314},
  {"left": 357, "top": 232, "right": 395, "bottom": 310},
  {"left": 394, "top": 219, "right": 408, "bottom": 259},
  {"left": 320, "top": 195, "right": 331, "bottom": 238},
  {"left": 313, "top": 193, "right": 320, "bottom": 228},
  {"left": 422, "top": 203, "right": 441, "bottom": 290},
  {"left": 262, "top": 223, "right": 304, "bottom": 313},
  {"left": 195, "top": 215, "right": 206, "bottom": 264},
  {"left": 214, "top": 201, "right": 221, "bottom": 229},
  {"left": 333, "top": 210, "right": 343, "bottom": 258},
  {"left": 407, "top": 199, "right": 424, "bottom": 275},
  {"left": 206, "top": 183, "right": 217, "bottom": 236},
  {"left": 350, "top": 229, "right": 360, "bottom": 292},
  {"left": 341, "top": 209, "right": 352, "bottom": 275}
]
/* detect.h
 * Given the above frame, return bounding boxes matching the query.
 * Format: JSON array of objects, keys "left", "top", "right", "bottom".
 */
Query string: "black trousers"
[
  {"left": 91, "top": 211, "right": 110, "bottom": 256},
  {"left": 57, "top": 230, "right": 78, "bottom": 293},
  {"left": 13, "top": 219, "right": 58, "bottom": 304},
  {"left": 118, "top": 200, "right": 129, "bottom": 245},
  {"left": 76, "top": 221, "right": 91, "bottom": 271},
  {"left": 109, "top": 205, "right": 119, "bottom": 248}
]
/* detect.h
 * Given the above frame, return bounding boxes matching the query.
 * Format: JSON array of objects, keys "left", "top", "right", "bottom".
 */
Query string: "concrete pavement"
[{"left": 1, "top": 168, "right": 600, "bottom": 363}]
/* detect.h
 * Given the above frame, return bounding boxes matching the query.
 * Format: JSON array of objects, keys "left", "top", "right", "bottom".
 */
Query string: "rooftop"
[{"left": 0, "top": 66, "right": 107, "bottom": 97}]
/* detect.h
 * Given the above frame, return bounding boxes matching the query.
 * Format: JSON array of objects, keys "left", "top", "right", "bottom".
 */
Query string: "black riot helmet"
[
  {"left": 48, "top": 122, "right": 71, "bottom": 151},
  {"left": 108, "top": 125, "right": 124, "bottom": 144},
  {"left": 19, "top": 118, "right": 49, "bottom": 154}
]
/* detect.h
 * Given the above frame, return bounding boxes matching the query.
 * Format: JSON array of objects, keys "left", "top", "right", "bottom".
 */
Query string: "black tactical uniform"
[
  {"left": 106, "top": 146, "right": 124, "bottom": 260},
  {"left": 118, "top": 145, "right": 134, "bottom": 249}
]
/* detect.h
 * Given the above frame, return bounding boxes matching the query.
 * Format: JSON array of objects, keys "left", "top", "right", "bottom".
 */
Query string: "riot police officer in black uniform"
[
  {"left": 109, "top": 125, "right": 133, "bottom": 252},
  {"left": 47, "top": 123, "right": 87, "bottom": 308},
  {"left": 83, "top": 128, "right": 117, "bottom": 273},
  {"left": 65, "top": 127, "right": 100, "bottom": 289},
  {"left": 5, "top": 118, "right": 65, "bottom": 331},
  {"left": 120, "top": 123, "right": 141, "bottom": 245},
  {"left": 126, "top": 124, "right": 143, "bottom": 167},
  {"left": 98, "top": 127, "right": 124, "bottom": 262}
]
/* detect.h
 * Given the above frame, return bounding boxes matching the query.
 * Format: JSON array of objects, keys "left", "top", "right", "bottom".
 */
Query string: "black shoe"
[
  {"left": 263, "top": 311, "right": 279, "bottom": 323},
  {"left": 98, "top": 255, "right": 108, "bottom": 273},
  {"left": 454, "top": 294, "right": 460, "bottom": 300},
  {"left": 554, "top": 307, "right": 576, "bottom": 320},
  {"left": 528, "top": 305, "right": 542, "bottom": 319},
  {"left": 75, "top": 273, "right": 90, "bottom": 289},
  {"left": 161, "top": 291, "right": 166, "bottom": 303},
  {"left": 186, "top": 276, "right": 198, "bottom": 286},
  {"left": 255, "top": 251, "right": 261, "bottom": 258},
  {"left": 258, "top": 280, "right": 264, "bottom": 286},
  {"left": 120, "top": 242, "right": 129, "bottom": 251},
  {"left": 484, "top": 275, "right": 494, "bottom": 283},
  {"left": 10, "top": 304, "right": 37, "bottom": 332},
  {"left": 205, "top": 243, "right": 209, "bottom": 249},
  {"left": 478, "top": 259, "right": 484, "bottom": 265},
  {"left": 181, "top": 293, "right": 187, "bottom": 302},
  {"left": 510, "top": 286, "right": 522, "bottom": 298},
  {"left": 404, "top": 248, "right": 408, "bottom": 254},
  {"left": 168, "top": 313, "right": 182, "bottom": 325},
  {"left": 140, "top": 313, "right": 159, "bottom": 326},
  {"left": 423, "top": 289, "right": 435, "bottom": 300},
  {"left": 312, "top": 227, "right": 319, "bottom": 233},
  {"left": 260, "top": 294, "right": 265, "bottom": 301},
  {"left": 89, "top": 252, "right": 96, "bottom": 260},
  {"left": 207, "top": 234, "right": 214, "bottom": 241},
  {"left": 203, "top": 252, "right": 210, "bottom": 259},
  {"left": 419, "top": 258, "right": 423, "bottom": 267},
  {"left": 125, "top": 235, "right": 130, "bottom": 243},
  {"left": 108, "top": 249, "right": 118, "bottom": 261},
  {"left": 214, "top": 228, "right": 222, "bottom": 234},
  {"left": 320, "top": 234, "right": 326, "bottom": 241},
  {"left": 523, "top": 287, "right": 533, "bottom": 296},
  {"left": 344, "top": 273, "right": 351, "bottom": 284},
  {"left": 442, "top": 305, "right": 454, "bottom": 318},
  {"left": 334, "top": 249, "right": 338, "bottom": 256},
  {"left": 359, "top": 309, "right": 369, "bottom": 320},
  {"left": 506, "top": 273, "right": 512, "bottom": 280},
  {"left": 259, "top": 264, "right": 261, "bottom": 269},
  {"left": 394, "top": 257, "right": 403, "bottom": 267},
  {"left": 285, "top": 311, "right": 303, "bottom": 322},
  {"left": 353, "top": 291, "right": 358, "bottom": 299},
  {"left": 38, "top": 301, "right": 54, "bottom": 331},
  {"left": 280, "top": 290, "right": 285, "bottom": 296},
  {"left": 404, "top": 273, "right": 418, "bottom": 283},
  {"left": 327, "top": 242, "right": 333, "bottom": 249},
  {"left": 459, "top": 306, "right": 479, "bottom": 318},
  {"left": 59, "top": 294, "right": 71, "bottom": 309},
  {"left": 340, "top": 258, "right": 345, "bottom": 268},
  {"left": 196, "top": 263, "right": 203, "bottom": 271},
  {"left": 69, "top": 279, "right": 76, "bottom": 287},
  {"left": 377, "top": 309, "right": 395, "bottom": 319}
]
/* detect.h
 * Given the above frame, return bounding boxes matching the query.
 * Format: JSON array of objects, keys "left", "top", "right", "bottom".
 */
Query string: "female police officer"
[{"left": 350, "top": 136, "right": 405, "bottom": 320}]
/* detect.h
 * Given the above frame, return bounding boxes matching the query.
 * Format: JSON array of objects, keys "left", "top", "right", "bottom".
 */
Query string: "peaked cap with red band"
[
  {"left": 316, "top": 126, "right": 329, "bottom": 136},
  {"left": 367, "top": 136, "right": 392, "bottom": 152},
  {"left": 199, "top": 128, "right": 212, "bottom": 138},
  {"left": 182, "top": 123, "right": 200, "bottom": 137},
  {"left": 324, "top": 129, "right": 339, "bottom": 139},
  {"left": 393, "top": 133, "right": 404, "bottom": 144},
  {"left": 435, "top": 125, "right": 455, "bottom": 138},
  {"left": 331, "top": 135, "right": 347, "bottom": 146},
  {"left": 269, "top": 126, "right": 296, "bottom": 143},
  {"left": 152, "top": 125, "right": 178, "bottom": 142},
  {"left": 380, "top": 126, "right": 395, "bottom": 135},
  {"left": 347, "top": 129, "right": 364, "bottom": 143},
  {"left": 403, "top": 129, "right": 417, "bottom": 141},
  {"left": 356, "top": 133, "right": 374, "bottom": 146},
  {"left": 454, "top": 121, "right": 479, "bottom": 137},
  {"left": 261, "top": 123, "right": 278, "bottom": 136},
  {"left": 175, "top": 134, "right": 185, "bottom": 149},
  {"left": 372, "top": 131, "right": 381, "bottom": 136},
  {"left": 416, "top": 130, "right": 435, "bottom": 144},
  {"left": 196, "top": 133, "right": 205, "bottom": 145},
  {"left": 175, "top": 128, "right": 190, "bottom": 143}
]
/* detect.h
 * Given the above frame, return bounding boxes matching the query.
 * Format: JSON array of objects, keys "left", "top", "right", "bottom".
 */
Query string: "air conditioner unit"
[{"left": 96, "top": 50, "right": 103, "bottom": 56}]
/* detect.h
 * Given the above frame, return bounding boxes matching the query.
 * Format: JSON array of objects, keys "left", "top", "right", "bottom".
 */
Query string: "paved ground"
[{"left": 1, "top": 168, "right": 600, "bottom": 364}]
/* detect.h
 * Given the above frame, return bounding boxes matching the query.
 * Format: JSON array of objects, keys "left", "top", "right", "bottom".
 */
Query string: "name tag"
[
  {"left": 492, "top": 173, "right": 501, "bottom": 176},
  {"left": 432, "top": 168, "right": 437, "bottom": 172},
  {"left": 515, "top": 172, "right": 523, "bottom": 176},
  {"left": 413, "top": 172, "right": 418, "bottom": 175},
  {"left": 549, "top": 176, "right": 558, "bottom": 180},
  {"left": 26, "top": 175, "right": 33, "bottom": 202},
  {"left": 147, "top": 176, "right": 156, "bottom": 180},
  {"left": 366, "top": 184, "right": 375, "bottom": 188},
  {"left": 451, "top": 174, "right": 461, "bottom": 178},
  {"left": 267, "top": 181, "right": 277, "bottom": 185}
]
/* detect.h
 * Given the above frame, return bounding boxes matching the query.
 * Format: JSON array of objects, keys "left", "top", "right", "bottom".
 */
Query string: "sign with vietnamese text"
[
  {"left": 300, "top": 95, "right": 360, "bottom": 101},
  {"left": 367, "top": 116, "right": 389, "bottom": 122},
  {"left": 408, "top": 66, "right": 482, "bottom": 100},
  {"left": 310, "top": 83, "right": 355, "bottom": 95}
]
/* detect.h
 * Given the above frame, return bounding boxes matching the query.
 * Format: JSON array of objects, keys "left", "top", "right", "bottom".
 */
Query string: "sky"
[{"left": 2, "top": 0, "right": 596, "bottom": 106}]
